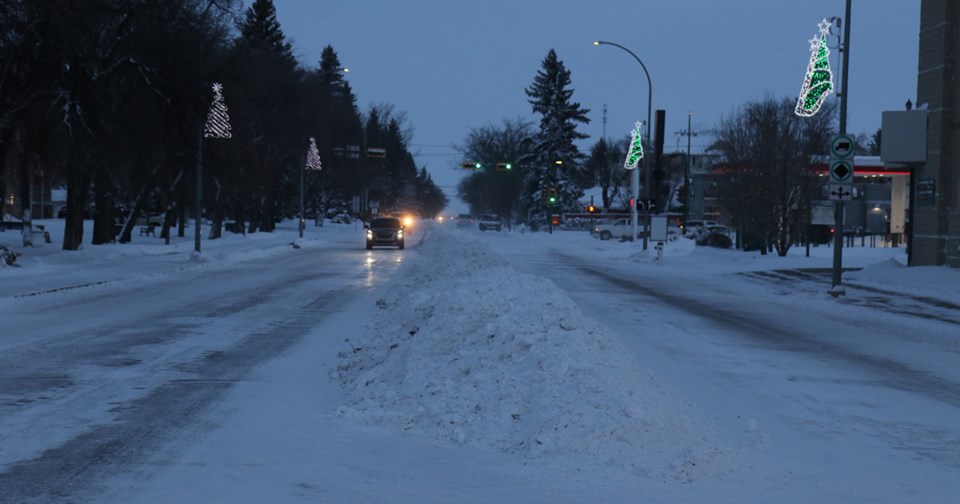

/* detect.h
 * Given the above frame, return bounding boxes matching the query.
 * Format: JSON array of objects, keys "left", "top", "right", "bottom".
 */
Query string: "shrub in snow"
[
  {"left": 1, "top": 245, "right": 21, "bottom": 266},
  {"left": 697, "top": 231, "right": 732, "bottom": 249},
  {"left": 336, "top": 227, "right": 727, "bottom": 481}
]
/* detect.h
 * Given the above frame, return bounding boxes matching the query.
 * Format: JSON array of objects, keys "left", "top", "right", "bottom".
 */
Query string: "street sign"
[
  {"left": 829, "top": 159, "right": 854, "bottom": 184},
  {"left": 828, "top": 184, "right": 853, "bottom": 201},
  {"left": 650, "top": 215, "right": 668, "bottom": 241},
  {"left": 830, "top": 134, "right": 854, "bottom": 158}
]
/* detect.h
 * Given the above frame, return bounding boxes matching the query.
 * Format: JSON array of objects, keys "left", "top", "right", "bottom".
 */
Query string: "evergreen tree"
[
  {"left": 232, "top": 0, "right": 302, "bottom": 232},
  {"left": 414, "top": 168, "right": 448, "bottom": 218},
  {"left": 240, "top": 0, "right": 296, "bottom": 68},
  {"left": 303, "top": 45, "right": 361, "bottom": 211},
  {"left": 522, "top": 49, "right": 590, "bottom": 226},
  {"left": 869, "top": 128, "right": 882, "bottom": 156}
]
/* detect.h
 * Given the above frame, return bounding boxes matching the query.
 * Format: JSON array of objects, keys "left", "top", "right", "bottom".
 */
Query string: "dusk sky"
[{"left": 267, "top": 0, "right": 920, "bottom": 212}]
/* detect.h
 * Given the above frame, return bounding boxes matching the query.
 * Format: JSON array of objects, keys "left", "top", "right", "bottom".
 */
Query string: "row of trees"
[
  {"left": 457, "top": 48, "right": 885, "bottom": 256},
  {"left": 456, "top": 50, "right": 686, "bottom": 229},
  {"left": 1, "top": 0, "right": 446, "bottom": 250}
]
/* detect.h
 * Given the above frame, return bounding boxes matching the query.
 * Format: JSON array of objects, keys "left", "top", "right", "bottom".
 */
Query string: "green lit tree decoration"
[
  {"left": 204, "top": 83, "right": 233, "bottom": 139},
  {"left": 623, "top": 122, "right": 644, "bottom": 169},
  {"left": 306, "top": 137, "right": 322, "bottom": 170},
  {"left": 795, "top": 19, "right": 834, "bottom": 117}
]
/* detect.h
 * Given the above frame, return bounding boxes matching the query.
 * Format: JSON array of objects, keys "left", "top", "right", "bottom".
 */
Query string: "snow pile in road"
[{"left": 336, "top": 227, "right": 728, "bottom": 481}]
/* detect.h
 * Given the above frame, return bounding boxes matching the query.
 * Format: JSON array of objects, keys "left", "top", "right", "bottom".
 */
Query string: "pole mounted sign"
[
  {"left": 828, "top": 134, "right": 854, "bottom": 200},
  {"left": 830, "top": 134, "right": 854, "bottom": 158},
  {"left": 828, "top": 184, "right": 853, "bottom": 201},
  {"left": 829, "top": 159, "right": 853, "bottom": 184}
]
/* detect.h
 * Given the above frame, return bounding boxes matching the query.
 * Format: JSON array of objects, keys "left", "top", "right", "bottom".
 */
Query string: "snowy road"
[
  {"left": 480, "top": 229, "right": 960, "bottom": 502},
  {"left": 1, "top": 221, "right": 958, "bottom": 502},
  {"left": 0, "top": 230, "right": 410, "bottom": 502}
]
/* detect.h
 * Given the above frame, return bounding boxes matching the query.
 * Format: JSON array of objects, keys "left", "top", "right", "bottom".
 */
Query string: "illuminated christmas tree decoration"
[
  {"left": 795, "top": 19, "right": 834, "bottom": 117},
  {"left": 306, "top": 137, "right": 322, "bottom": 170},
  {"left": 204, "top": 83, "right": 233, "bottom": 139},
  {"left": 624, "top": 122, "right": 644, "bottom": 169}
]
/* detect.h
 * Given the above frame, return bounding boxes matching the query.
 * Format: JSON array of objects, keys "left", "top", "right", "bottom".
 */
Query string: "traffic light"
[
  {"left": 496, "top": 162, "right": 513, "bottom": 171},
  {"left": 587, "top": 204, "right": 596, "bottom": 213},
  {"left": 462, "top": 161, "right": 482, "bottom": 170},
  {"left": 547, "top": 188, "right": 558, "bottom": 205}
]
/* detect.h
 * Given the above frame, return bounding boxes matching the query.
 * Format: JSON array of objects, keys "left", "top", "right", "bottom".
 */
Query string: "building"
[{"left": 910, "top": 0, "right": 959, "bottom": 267}]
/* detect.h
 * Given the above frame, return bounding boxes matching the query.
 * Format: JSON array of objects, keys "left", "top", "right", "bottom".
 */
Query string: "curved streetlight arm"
[{"left": 594, "top": 40, "right": 652, "bottom": 143}]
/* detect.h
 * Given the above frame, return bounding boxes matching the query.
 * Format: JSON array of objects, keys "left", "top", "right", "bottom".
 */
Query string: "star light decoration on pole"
[
  {"left": 624, "top": 122, "right": 645, "bottom": 169},
  {"left": 795, "top": 19, "right": 835, "bottom": 117},
  {"left": 306, "top": 137, "right": 322, "bottom": 171},
  {"left": 204, "top": 83, "right": 232, "bottom": 139}
]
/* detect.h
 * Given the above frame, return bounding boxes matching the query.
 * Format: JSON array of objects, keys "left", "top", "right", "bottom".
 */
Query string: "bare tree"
[
  {"left": 709, "top": 96, "right": 835, "bottom": 256},
  {"left": 455, "top": 118, "right": 534, "bottom": 220}
]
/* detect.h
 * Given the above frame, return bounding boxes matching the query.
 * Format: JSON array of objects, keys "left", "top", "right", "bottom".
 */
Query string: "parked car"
[
  {"left": 681, "top": 220, "right": 720, "bottom": 238},
  {"left": 456, "top": 214, "right": 473, "bottom": 227},
  {"left": 478, "top": 214, "right": 502, "bottom": 231},
  {"left": 593, "top": 218, "right": 647, "bottom": 241},
  {"left": 365, "top": 217, "right": 404, "bottom": 250},
  {"left": 807, "top": 224, "right": 834, "bottom": 245}
]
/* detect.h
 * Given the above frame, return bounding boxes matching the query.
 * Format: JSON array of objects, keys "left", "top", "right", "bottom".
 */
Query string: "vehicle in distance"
[
  {"left": 478, "top": 214, "right": 502, "bottom": 232},
  {"left": 365, "top": 217, "right": 404, "bottom": 250},
  {"left": 456, "top": 214, "right": 473, "bottom": 227},
  {"left": 593, "top": 218, "right": 647, "bottom": 241},
  {"left": 388, "top": 211, "right": 415, "bottom": 228}
]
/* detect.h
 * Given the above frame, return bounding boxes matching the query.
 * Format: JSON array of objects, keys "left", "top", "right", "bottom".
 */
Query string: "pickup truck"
[{"left": 593, "top": 218, "right": 647, "bottom": 241}]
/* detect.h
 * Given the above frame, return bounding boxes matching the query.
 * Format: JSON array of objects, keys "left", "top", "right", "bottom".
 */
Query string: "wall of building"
[{"left": 914, "top": 0, "right": 959, "bottom": 266}]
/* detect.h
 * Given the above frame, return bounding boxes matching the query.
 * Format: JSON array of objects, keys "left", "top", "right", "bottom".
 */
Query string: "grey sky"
[{"left": 270, "top": 0, "right": 920, "bottom": 212}]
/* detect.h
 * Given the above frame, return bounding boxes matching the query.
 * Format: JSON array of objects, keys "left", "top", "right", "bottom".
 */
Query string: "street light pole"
[
  {"left": 299, "top": 153, "right": 305, "bottom": 238},
  {"left": 195, "top": 127, "right": 203, "bottom": 253},
  {"left": 685, "top": 111, "right": 692, "bottom": 228},
  {"left": 594, "top": 40, "right": 652, "bottom": 250},
  {"left": 831, "top": 0, "right": 852, "bottom": 294}
]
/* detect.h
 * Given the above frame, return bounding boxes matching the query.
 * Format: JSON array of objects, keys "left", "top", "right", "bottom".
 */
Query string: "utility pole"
[{"left": 831, "top": 0, "right": 852, "bottom": 295}]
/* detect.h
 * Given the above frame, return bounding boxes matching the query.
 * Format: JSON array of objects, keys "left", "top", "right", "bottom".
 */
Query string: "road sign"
[
  {"left": 830, "top": 134, "right": 854, "bottom": 158},
  {"left": 829, "top": 159, "right": 854, "bottom": 184},
  {"left": 828, "top": 184, "right": 853, "bottom": 201}
]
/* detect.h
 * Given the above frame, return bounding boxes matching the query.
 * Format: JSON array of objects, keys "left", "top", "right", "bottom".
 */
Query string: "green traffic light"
[
  {"left": 505, "top": 163, "right": 512, "bottom": 170},
  {"left": 475, "top": 162, "right": 482, "bottom": 169}
]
